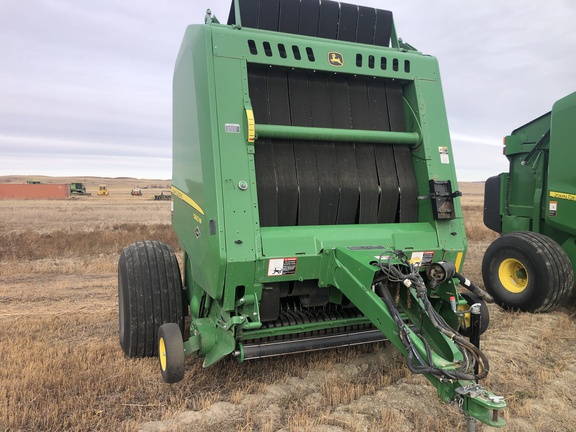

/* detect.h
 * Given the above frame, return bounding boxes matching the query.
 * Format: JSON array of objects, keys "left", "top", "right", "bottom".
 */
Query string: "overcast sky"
[{"left": 1, "top": 0, "right": 574, "bottom": 181}]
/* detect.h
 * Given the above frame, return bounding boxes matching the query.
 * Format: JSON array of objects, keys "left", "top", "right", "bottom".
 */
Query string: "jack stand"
[
  {"left": 467, "top": 304, "right": 482, "bottom": 432},
  {"left": 467, "top": 417, "right": 478, "bottom": 432},
  {"left": 470, "top": 303, "right": 482, "bottom": 375}
]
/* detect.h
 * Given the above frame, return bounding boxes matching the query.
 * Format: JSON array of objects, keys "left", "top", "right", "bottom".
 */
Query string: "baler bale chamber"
[{"left": 118, "top": 0, "right": 506, "bottom": 426}]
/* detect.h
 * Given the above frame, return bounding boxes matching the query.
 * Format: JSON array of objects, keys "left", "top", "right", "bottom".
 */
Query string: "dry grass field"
[{"left": 1, "top": 177, "right": 576, "bottom": 432}]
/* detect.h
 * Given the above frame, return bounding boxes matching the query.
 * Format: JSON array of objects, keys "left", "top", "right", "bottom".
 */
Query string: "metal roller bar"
[
  {"left": 236, "top": 329, "right": 387, "bottom": 360},
  {"left": 255, "top": 124, "right": 420, "bottom": 145}
]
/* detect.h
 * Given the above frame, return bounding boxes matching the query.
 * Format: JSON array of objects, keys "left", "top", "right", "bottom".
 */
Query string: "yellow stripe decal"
[
  {"left": 171, "top": 186, "right": 205, "bottom": 215},
  {"left": 550, "top": 191, "right": 576, "bottom": 202},
  {"left": 246, "top": 109, "right": 255, "bottom": 142},
  {"left": 455, "top": 252, "right": 464, "bottom": 273}
]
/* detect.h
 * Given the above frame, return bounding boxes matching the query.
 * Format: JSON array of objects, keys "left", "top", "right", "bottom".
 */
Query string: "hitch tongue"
[{"left": 455, "top": 383, "right": 506, "bottom": 428}]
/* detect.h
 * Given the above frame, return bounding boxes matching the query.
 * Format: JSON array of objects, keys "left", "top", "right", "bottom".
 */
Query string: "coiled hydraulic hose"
[{"left": 376, "top": 251, "right": 489, "bottom": 382}]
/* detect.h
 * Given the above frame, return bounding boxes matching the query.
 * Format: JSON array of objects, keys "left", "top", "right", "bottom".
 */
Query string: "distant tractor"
[
  {"left": 70, "top": 182, "right": 90, "bottom": 196},
  {"left": 97, "top": 185, "right": 109, "bottom": 196},
  {"left": 154, "top": 190, "right": 171, "bottom": 201},
  {"left": 131, "top": 187, "right": 142, "bottom": 196}
]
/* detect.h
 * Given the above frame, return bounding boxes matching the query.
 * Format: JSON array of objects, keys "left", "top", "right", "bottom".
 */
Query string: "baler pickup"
[{"left": 118, "top": 0, "right": 506, "bottom": 427}]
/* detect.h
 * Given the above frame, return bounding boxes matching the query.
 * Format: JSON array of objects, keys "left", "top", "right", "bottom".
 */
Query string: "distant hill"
[{"left": 0, "top": 175, "right": 171, "bottom": 194}]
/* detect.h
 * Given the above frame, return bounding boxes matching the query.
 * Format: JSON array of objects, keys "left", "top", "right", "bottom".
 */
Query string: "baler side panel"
[
  {"left": 500, "top": 112, "right": 551, "bottom": 233},
  {"left": 545, "top": 92, "right": 576, "bottom": 237},
  {"left": 406, "top": 77, "right": 467, "bottom": 256},
  {"left": 172, "top": 26, "right": 227, "bottom": 301},
  {"left": 212, "top": 55, "right": 261, "bottom": 310}
]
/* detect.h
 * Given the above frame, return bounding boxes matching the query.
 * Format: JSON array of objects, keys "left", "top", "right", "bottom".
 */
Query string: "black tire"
[
  {"left": 118, "top": 240, "right": 183, "bottom": 357},
  {"left": 457, "top": 292, "right": 489, "bottom": 337},
  {"left": 158, "top": 323, "right": 185, "bottom": 383},
  {"left": 482, "top": 231, "right": 574, "bottom": 313}
]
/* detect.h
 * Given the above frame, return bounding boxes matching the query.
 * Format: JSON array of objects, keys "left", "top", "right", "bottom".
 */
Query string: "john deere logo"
[{"left": 328, "top": 52, "right": 344, "bottom": 67}]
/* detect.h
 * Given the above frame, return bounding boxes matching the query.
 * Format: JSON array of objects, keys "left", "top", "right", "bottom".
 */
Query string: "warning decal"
[
  {"left": 549, "top": 201, "right": 557, "bottom": 217},
  {"left": 410, "top": 251, "right": 434, "bottom": 265},
  {"left": 439, "top": 146, "right": 450, "bottom": 164},
  {"left": 267, "top": 258, "right": 298, "bottom": 276}
]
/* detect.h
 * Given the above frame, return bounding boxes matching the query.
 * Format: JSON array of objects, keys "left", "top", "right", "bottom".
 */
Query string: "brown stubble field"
[{"left": 1, "top": 177, "right": 576, "bottom": 432}]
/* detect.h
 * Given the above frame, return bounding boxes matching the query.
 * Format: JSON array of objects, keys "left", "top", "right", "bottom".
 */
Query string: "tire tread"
[
  {"left": 482, "top": 231, "right": 574, "bottom": 313},
  {"left": 118, "top": 240, "right": 183, "bottom": 357}
]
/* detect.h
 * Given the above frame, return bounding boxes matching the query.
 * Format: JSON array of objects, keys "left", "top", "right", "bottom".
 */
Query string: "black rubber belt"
[
  {"left": 288, "top": 70, "right": 320, "bottom": 225},
  {"left": 387, "top": 81, "right": 418, "bottom": 222},
  {"left": 309, "top": 72, "right": 339, "bottom": 225},
  {"left": 248, "top": 67, "right": 278, "bottom": 227},
  {"left": 356, "top": 6, "right": 376, "bottom": 44},
  {"left": 367, "top": 79, "right": 399, "bottom": 223},
  {"left": 267, "top": 69, "right": 299, "bottom": 226},
  {"left": 258, "top": 0, "right": 280, "bottom": 31},
  {"left": 278, "top": 0, "right": 300, "bottom": 34},
  {"left": 374, "top": 9, "right": 393, "bottom": 47},
  {"left": 329, "top": 74, "right": 360, "bottom": 225},
  {"left": 349, "top": 76, "right": 379, "bottom": 224},
  {"left": 318, "top": 0, "right": 339, "bottom": 39},
  {"left": 298, "top": 0, "right": 321, "bottom": 37},
  {"left": 229, "top": 0, "right": 393, "bottom": 48},
  {"left": 236, "top": 0, "right": 258, "bottom": 28},
  {"left": 337, "top": 2, "right": 358, "bottom": 42},
  {"left": 249, "top": 66, "right": 416, "bottom": 227}
]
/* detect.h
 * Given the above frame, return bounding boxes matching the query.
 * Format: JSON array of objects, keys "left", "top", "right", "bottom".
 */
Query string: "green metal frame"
[
  {"left": 495, "top": 91, "right": 576, "bottom": 275},
  {"left": 172, "top": 4, "right": 506, "bottom": 426}
]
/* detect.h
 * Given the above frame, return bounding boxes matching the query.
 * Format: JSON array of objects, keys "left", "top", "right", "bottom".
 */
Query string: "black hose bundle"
[
  {"left": 376, "top": 251, "right": 489, "bottom": 382},
  {"left": 454, "top": 272, "right": 494, "bottom": 303}
]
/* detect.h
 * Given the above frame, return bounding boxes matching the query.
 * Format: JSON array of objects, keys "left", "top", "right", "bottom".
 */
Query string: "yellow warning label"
[
  {"left": 550, "top": 191, "right": 576, "bottom": 202},
  {"left": 246, "top": 109, "right": 255, "bottom": 142}
]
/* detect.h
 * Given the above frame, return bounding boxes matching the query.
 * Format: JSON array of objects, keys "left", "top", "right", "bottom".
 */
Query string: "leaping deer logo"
[{"left": 328, "top": 52, "right": 344, "bottom": 67}]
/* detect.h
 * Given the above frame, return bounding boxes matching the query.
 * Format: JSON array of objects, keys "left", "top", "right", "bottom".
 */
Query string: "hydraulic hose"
[
  {"left": 417, "top": 284, "right": 489, "bottom": 380},
  {"left": 377, "top": 281, "right": 488, "bottom": 381},
  {"left": 374, "top": 251, "right": 490, "bottom": 381},
  {"left": 454, "top": 272, "right": 494, "bottom": 303},
  {"left": 377, "top": 283, "right": 431, "bottom": 373}
]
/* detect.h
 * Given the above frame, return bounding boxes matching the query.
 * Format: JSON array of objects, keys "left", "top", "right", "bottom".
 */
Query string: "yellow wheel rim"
[
  {"left": 159, "top": 337, "right": 167, "bottom": 371},
  {"left": 498, "top": 258, "right": 528, "bottom": 293}
]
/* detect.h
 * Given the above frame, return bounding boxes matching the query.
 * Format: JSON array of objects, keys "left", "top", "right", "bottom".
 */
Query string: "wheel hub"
[
  {"left": 498, "top": 258, "right": 528, "bottom": 293},
  {"left": 159, "top": 337, "right": 167, "bottom": 371}
]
